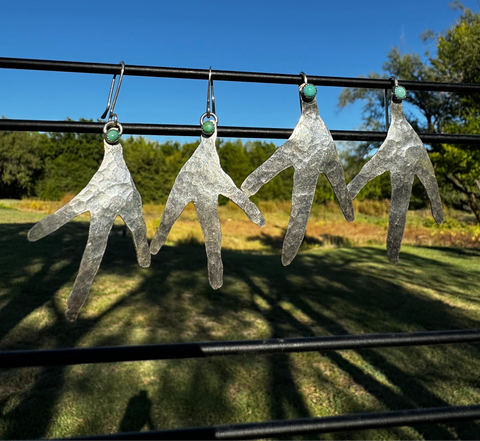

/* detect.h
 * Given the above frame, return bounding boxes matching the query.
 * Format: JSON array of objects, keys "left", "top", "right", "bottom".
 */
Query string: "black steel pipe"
[
  {"left": 1, "top": 329, "right": 479, "bottom": 369},
  {"left": 75, "top": 404, "right": 480, "bottom": 439},
  {"left": 1, "top": 119, "right": 480, "bottom": 144},
  {"left": 1, "top": 57, "right": 480, "bottom": 92}
]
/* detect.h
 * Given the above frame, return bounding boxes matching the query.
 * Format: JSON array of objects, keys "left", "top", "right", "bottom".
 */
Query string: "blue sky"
[{"left": 1, "top": 0, "right": 479, "bottom": 145}]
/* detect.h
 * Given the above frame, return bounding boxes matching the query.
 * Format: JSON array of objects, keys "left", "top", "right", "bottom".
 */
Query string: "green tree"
[
  {"left": 245, "top": 140, "right": 294, "bottom": 202},
  {"left": 431, "top": 118, "right": 480, "bottom": 220},
  {"left": 123, "top": 137, "right": 189, "bottom": 204},
  {"left": 218, "top": 139, "right": 251, "bottom": 187},
  {"left": 0, "top": 130, "right": 44, "bottom": 198},
  {"left": 217, "top": 140, "right": 251, "bottom": 205},
  {"left": 36, "top": 128, "right": 104, "bottom": 200},
  {"left": 338, "top": 2, "right": 480, "bottom": 222}
]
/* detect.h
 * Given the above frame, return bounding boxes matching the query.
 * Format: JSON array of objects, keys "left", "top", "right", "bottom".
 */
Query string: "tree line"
[
  {"left": 0, "top": 127, "right": 457, "bottom": 212},
  {"left": 0, "top": 130, "right": 338, "bottom": 205},
  {"left": 0, "top": 124, "right": 476, "bottom": 219}
]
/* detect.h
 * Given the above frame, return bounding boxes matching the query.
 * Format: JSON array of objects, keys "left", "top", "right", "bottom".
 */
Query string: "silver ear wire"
[
  {"left": 300, "top": 71, "right": 308, "bottom": 85},
  {"left": 390, "top": 76, "right": 399, "bottom": 88},
  {"left": 101, "top": 61, "right": 125, "bottom": 122},
  {"left": 206, "top": 67, "right": 216, "bottom": 118},
  {"left": 200, "top": 66, "right": 218, "bottom": 133},
  {"left": 385, "top": 85, "right": 391, "bottom": 131}
]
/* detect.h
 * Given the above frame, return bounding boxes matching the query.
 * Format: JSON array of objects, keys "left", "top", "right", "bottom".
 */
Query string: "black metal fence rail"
[
  {"left": 0, "top": 329, "right": 479, "bottom": 438},
  {"left": 2, "top": 56, "right": 480, "bottom": 91},
  {"left": 1, "top": 119, "right": 480, "bottom": 144},
  {"left": 1, "top": 57, "right": 480, "bottom": 439},
  {"left": 1, "top": 328, "right": 479, "bottom": 368},
  {"left": 75, "top": 405, "right": 480, "bottom": 440}
]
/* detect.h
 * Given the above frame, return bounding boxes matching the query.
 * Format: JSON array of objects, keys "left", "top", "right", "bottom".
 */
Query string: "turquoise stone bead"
[
  {"left": 303, "top": 84, "right": 317, "bottom": 99},
  {"left": 202, "top": 121, "right": 215, "bottom": 135},
  {"left": 107, "top": 129, "right": 120, "bottom": 143},
  {"left": 394, "top": 86, "right": 407, "bottom": 100}
]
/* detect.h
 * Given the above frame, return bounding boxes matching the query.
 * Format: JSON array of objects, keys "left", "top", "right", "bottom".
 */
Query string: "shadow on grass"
[
  {"left": 119, "top": 390, "right": 154, "bottom": 432},
  {"left": 0, "top": 219, "right": 479, "bottom": 439},
  {"left": 0, "top": 221, "right": 151, "bottom": 438},
  {"left": 247, "top": 231, "right": 351, "bottom": 253},
  {"left": 420, "top": 246, "right": 480, "bottom": 258}
]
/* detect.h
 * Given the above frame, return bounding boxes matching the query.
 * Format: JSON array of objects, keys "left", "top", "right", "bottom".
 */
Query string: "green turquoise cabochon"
[
  {"left": 106, "top": 129, "right": 120, "bottom": 143},
  {"left": 202, "top": 120, "right": 215, "bottom": 135},
  {"left": 302, "top": 84, "right": 317, "bottom": 99},
  {"left": 394, "top": 85, "right": 407, "bottom": 100}
]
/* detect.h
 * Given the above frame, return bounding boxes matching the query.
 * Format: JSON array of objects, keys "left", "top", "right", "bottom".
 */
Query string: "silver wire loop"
[
  {"left": 390, "top": 76, "right": 399, "bottom": 88},
  {"left": 103, "top": 121, "right": 124, "bottom": 137},
  {"left": 101, "top": 61, "right": 125, "bottom": 122},
  {"left": 205, "top": 66, "right": 216, "bottom": 120},
  {"left": 200, "top": 112, "right": 218, "bottom": 126},
  {"left": 300, "top": 71, "right": 308, "bottom": 86}
]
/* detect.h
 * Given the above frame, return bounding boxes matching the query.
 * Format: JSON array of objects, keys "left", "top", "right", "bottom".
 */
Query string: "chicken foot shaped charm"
[
  {"left": 28, "top": 123, "right": 150, "bottom": 321},
  {"left": 242, "top": 77, "right": 354, "bottom": 265},
  {"left": 347, "top": 82, "right": 443, "bottom": 264},
  {"left": 150, "top": 116, "right": 265, "bottom": 289}
]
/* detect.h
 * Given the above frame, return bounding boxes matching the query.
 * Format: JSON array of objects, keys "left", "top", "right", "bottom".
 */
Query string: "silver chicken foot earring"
[
  {"left": 241, "top": 72, "right": 354, "bottom": 266},
  {"left": 150, "top": 67, "right": 265, "bottom": 289},
  {"left": 347, "top": 77, "right": 444, "bottom": 264},
  {"left": 28, "top": 62, "right": 150, "bottom": 321}
]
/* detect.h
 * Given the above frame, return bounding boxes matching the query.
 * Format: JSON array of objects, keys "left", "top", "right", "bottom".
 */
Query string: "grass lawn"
[{"left": 0, "top": 203, "right": 479, "bottom": 439}]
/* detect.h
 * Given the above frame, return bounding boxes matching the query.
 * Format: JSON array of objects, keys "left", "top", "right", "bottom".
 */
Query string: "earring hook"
[
  {"left": 200, "top": 66, "right": 218, "bottom": 131},
  {"left": 101, "top": 61, "right": 125, "bottom": 122},
  {"left": 384, "top": 76, "right": 394, "bottom": 131},
  {"left": 206, "top": 66, "right": 216, "bottom": 118},
  {"left": 300, "top": 71, "right": 308, "bottom": 85},
  {"left": 384, "top": 76, "right": 400, "bottom": 131}
]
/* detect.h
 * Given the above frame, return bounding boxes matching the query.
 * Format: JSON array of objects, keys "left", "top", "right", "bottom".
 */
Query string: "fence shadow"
[{"left": 0, "top": 220, "right": 479, "bottom": 439}]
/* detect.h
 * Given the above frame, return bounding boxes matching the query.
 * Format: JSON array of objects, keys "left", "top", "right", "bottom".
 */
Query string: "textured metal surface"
[
  {"left": 28, "top": 140, "right": 150, "bottom": 321},
  {"left": 150, "top": 122, "right": 265, "bottom": 289},
  {"left": 348, "top": 100, "right": 444, "bottom": 264},
  {"left": 241, "top": 88, "right": 354, "bottom": 265}
]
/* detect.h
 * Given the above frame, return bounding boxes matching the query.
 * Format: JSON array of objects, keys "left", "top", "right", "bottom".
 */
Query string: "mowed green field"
[{"left": 0, "top": 205, "right": 479, "bottom": 439}]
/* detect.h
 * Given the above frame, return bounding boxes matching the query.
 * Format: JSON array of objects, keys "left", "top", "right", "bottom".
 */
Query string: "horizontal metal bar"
[
  {"left": 1, "top": 329, "right": 479, "bottom": 369},
  {"left": 75, "top": 404, "right": 480, "bottom": 440},
  {"left": 1, "top": 119, "right": 479, "bottom": 144},
  {"left": 1, "top": 57, "right": 479, "bottom": 92}
]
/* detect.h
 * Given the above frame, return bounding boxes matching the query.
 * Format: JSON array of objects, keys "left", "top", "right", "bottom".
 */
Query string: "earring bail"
[{"left": 299, "top": 71, "right": 317, "bottom": 101}]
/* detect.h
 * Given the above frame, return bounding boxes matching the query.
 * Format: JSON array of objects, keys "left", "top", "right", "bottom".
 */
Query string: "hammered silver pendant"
[
  {"left": 150, "top": 120, "right": 265, "bottom": 289},
  {"left": 347, "top": 86, "right": 444, "bottom": 264},
  {"left": 241, "top": 84, "right": 354, "bottom": 266},
  {"left": 28, "top": 139, "right": 151, "bottom": 321}
]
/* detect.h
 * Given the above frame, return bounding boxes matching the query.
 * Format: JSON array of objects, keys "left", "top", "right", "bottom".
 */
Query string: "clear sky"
[{"left": 1, "top": 0, "right": 479, "bottom": 145}]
